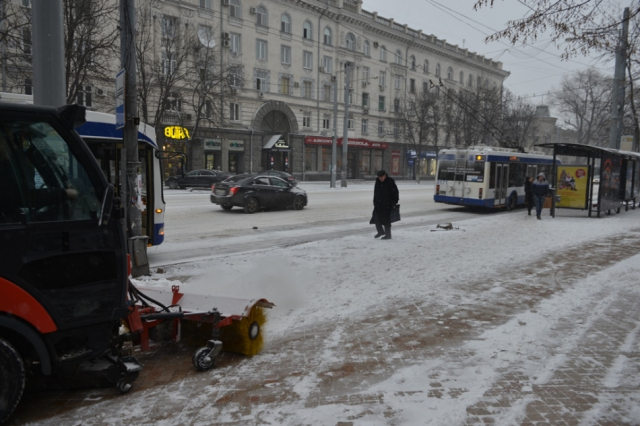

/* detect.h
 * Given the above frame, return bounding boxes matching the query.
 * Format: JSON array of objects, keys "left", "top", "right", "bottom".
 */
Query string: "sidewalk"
[{"left": 8, "top": 217, "right": 640, "bottom": 425}]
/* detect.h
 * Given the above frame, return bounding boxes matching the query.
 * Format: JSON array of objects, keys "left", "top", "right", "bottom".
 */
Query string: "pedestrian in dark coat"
[
  {"left": 524, "top": 176, "right": 534, "bottom": 216},
  {"left": 372, "top": 170, "right": 399, "bottom": 239},
  {"left": 531, "top": 172, "right": 550, "bottom": 220}
]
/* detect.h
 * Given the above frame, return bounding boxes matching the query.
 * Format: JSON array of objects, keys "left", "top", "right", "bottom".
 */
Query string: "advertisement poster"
[
  {"left": 599, "top": 154, "right": 621, "bottom": 212},
  {"left": 556, "top": 166, "right": 589, "bottom": 209}
]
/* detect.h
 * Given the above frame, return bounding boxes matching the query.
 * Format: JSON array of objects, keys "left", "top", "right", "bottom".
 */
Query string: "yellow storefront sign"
[
  {"left": 556, "top": 166, "right": 589, "bottom": 209},
  {"left": 164, "top": 126, "right": 190, "bottom": 140}
]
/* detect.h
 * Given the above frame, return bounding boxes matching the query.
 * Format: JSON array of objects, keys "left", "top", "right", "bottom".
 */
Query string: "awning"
[{"left": 263, "top": 134, "right": 282, "bottom": 149}]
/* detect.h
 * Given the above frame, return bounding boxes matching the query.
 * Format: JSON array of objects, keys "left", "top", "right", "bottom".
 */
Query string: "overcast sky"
[{"left": 364, "top": 0, "right": 616, "bottom": 114}]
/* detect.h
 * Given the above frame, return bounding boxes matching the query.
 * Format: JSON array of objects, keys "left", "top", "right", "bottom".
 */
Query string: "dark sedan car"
[
  {"left": 165, "top": 169, "right": 230, "bottom": 189},
  {"left": 261, "top": 170, "right": 297, "bottom": 186},
  {"left": 210, "top": 175, "right": 307, "bottom": 213}
]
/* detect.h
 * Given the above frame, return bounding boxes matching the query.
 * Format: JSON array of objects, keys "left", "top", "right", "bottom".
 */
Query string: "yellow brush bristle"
[{"left": 219, "top": 306, "right": 267, "bottom": 356}]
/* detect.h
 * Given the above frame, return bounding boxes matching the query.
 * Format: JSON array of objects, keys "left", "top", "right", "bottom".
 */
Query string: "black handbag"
[{"left": 390, "top": 204, "right": 401, "bottom": 223}]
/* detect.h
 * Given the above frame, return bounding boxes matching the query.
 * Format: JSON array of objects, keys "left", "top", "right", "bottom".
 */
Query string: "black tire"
[
  {"left": 116, "top": 378, "right": 134, "bottom": 395},
  {"left": 0, "top": 339, "right": 26, "bottom": 424},
  {"left": 167, "top": 180, "right": 179, "bottom": 189},
  {"left": 244, "top": 198, "right": 259, "bottom": 214},
  {"left": 192, "top": 347, "right": 215, "bottom": 371},
  {"left": 506, "top": 193, "right": 517, "bottom": 211},
  {"left": 293, "top": 195, "right": 305, "bottom": 210},
  {"left": 221, "top": 204, "right": 233, "bottom": 211}
]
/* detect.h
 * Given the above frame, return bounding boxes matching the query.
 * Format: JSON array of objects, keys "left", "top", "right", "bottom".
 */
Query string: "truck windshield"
[{"left": 0, "top": 119, "right": 101, "bottom": 223}]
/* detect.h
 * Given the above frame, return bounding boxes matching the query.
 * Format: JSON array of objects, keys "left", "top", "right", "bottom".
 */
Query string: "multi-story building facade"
[{"left": 6, "top": 0, "right": 510, "bottom": 181}]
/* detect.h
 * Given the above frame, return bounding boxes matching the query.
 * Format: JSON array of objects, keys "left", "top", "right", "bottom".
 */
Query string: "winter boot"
[{"left": 381, "top": 227, "right": 392, "bottom": 239}]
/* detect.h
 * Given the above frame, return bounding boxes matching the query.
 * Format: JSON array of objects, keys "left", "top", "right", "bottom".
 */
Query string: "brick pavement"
[{"left": 8, "top": 231, "right": 640, "bottom": 426}]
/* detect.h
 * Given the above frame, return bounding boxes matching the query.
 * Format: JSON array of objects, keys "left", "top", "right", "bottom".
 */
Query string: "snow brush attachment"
[{"left": 219, "top": 305, "right": 267, "bottom": 356}]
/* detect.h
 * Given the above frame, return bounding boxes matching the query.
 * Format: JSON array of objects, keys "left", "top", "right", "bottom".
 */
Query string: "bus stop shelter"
[{"left": 537, "top": 143, "right": 640, "bottom": 218}]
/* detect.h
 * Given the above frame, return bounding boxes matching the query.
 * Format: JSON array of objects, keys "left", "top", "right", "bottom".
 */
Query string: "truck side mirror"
[{"left": 98, "top": 184, "right": 114, "bottom": 226}]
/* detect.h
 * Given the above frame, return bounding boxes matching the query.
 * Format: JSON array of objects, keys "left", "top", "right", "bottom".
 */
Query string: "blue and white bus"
[
  {"left": 0, "top": 93, "right": 165, "bottom": 245},
  {"left": 434, "top": 146, "right": 559, "bottom": 210}
]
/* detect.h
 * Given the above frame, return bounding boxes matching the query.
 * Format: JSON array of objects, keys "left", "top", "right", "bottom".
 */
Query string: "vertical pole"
[
  {"left": 121, "top": 0, "right": 148, "bottom": 276},
  {"left": 341, "top": 65, "right": 351, "bottom": 187},
  {"left": 609, "top": 7, "right": 630, "bottom": 149},
  {"left": 331, "top": 77, "right": 337, "bottom": 188},
  {"left": 32, "top": 0, "right": 65, "bottom": 106}
]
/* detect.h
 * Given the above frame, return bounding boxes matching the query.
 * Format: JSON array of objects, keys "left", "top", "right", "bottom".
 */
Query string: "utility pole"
[
  {"left": 609, "top": 7, "right": 630, "bottom": 149},
  {"left": 341, "top": 64, "right": 352, "bottom": 187},
  {"left": 120, "top": 0, "right": 149, "bottom": 276},
  {"left": 331, "top": 79, "right": 338, "bottom": 188},
  {"left": 31, "top": 0, "right": 65, "bottom": 106}
]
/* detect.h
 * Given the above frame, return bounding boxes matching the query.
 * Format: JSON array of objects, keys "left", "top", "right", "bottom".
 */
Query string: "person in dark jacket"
[
  {"left": 524, "top": 176, "right": 534, "bottom": 216},
  {"left": 372, "top": 170, "right": 399, "bottom": 239},
  {"left": 531, "top": 172, "right": 550, "bottom": 220}
]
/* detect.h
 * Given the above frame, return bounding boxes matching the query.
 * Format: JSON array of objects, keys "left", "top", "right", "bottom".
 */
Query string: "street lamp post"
[{"left": 341, "top": 65, "right": 352, "bottom": 187}]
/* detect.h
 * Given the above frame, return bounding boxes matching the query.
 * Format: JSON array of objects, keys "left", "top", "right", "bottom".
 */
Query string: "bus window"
[
  {"left": 509, "top": 163, "right": 525, "bottom": 187},
  {"left": 437, "top": 158, "right": 456, "bottom": 181},
  {"left": 489, "top": 162, "right": 496, "bottom": 188}
]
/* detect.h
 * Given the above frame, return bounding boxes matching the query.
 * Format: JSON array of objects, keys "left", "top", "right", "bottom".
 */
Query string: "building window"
[
  {"left": 395, "top": 49, "right": 402, "bottom": 65},
  {"left": 256, "top": 39, "right": 267, "bottom": 60},
  {"left": 303, "top": 51, "right": 313, "bottom": 69},
  {"left": 230, "top": 102, "right": 240, "bottom": 121},
  {"left": 256, "top": 6, "right": 268, "bottom": 26},
  {"left": 302, "top": 80, "right": 312, "bottom": 99},
  {"left": 323, "top": 56, "right": 333, "bottom": 74},
  {"left": 281, "top": 45, "right": 291, "bottom": 64},
  {"left": 256, "top": 70, "right": 268, "bottom": 91},
  {"left": 77, "top": 86, "right": 92, "bottom": 107},
  {"left": 378, "top": 96, "right": 385, "bottom": 111},
  {"left": 281, "top": 13, "right": 291, "bottom": 33},
  {"left": 459, "top": 71, "right": 464, "bottom": 84},
  {"left": 345, "top": 33, "right": 355, "bottom": 51},
  {"left": 229, "top": 0, "right": 241, "bottom": 18},
  {"left": 280, "top": 77, "right": 290, "bottom": 95},
  {"left": 477, "top": 75, "right": 482, "bottom": 88},
  {"left": 22, "top": 27, "right": 31, "bottom": 55},
  {"left": 362, "top": 66, "right": 370, "bottom": 83},
  {"left": 204, "top": 100, "right": 213, "bottom": 118},
  {"left": 228, "top": 69, "right": 241, "bottom": 87},
  {"left": 379, "top": 70, "right": 386, "bottom": 88},
  {"left": 303, "top": 21, "right": 313, "bottom": 40},
  {"left": 380, "top": 45, "right": 387, "bottom": 61},
  {"left": 162, "top": 51, "right": 176, "bottom": 75},
  {"left": 230, "top": 33, "right": 241, "bottom": 54},
  {"left": 24, "top": 78, "right": 32, "bottom": 95},
  {"left": 362, "top": 92, "right": 369, "bottom": 107},
  {"left": 303, "top": 112, "right": 311, "bottom": 127},
  {"left": 378, "top": 120, "right": 385, "bottom": 136},
  {"left": 424, "top": 60, "right": 429, "bottom": 74},
  {"left": 410, "top": 78, "right": 415, "bottom": 93},
  {"left": 410, "top": 55, "right": 416, "bottom": 71},
  {"left": 394, "top": 122, "right": 400, "bottom": 137},
  {"left": 164, "top": 92, "right": 181, "bottom": 112},
  {"left": 394, "top": 75, "right": 402, "bottom": 90},
  {"left": 160, "top": 16, "right": 176, "bottom": 39},
  {"left": 305, "top": 148, "right": 317, "bottom": 171},
  {"left": 468, "top": 74, "right": 473, "bottom": 87},
  {"left": 363, "top": 40, "right": 370, "bottom": 56},
  {"left": 435, "top": 63, "right": 441, "bottom": 77},
  {"left": 423, "top": 81, "right": 429, "bottom": 93},
  {"left": 322, "top": 115, "right": 331, "bottom": 129},
  {"left": 323, "top": 84, "right": 332, "bottom": 101},
  {"left": 348, "top": 115, "right": 354, "bottom": 129},
  {"left": 323, "top": 27, "right": 332, "bottom": 45},
  {"left": 361, "top": 118, "right": 368, "bottom": 134},
  {"left": 200, "top": 0, "right": 212, "bottom": 9},
  {"left": 394, "top": 98, "right": 400, "bottom": 113},
  {"left": 447, "top": 67, "right": 454, "bottom": 80}
]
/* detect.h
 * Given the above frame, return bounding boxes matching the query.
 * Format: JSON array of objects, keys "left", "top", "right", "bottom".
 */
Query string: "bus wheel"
[
  {"left": 0, "top": 339, "right": 26, "bottom": 424},
  {"left": 507, "top": 193, "right": 517, "bottom": 211}
]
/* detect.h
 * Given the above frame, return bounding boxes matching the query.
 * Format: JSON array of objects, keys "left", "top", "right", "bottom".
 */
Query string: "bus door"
[
  {"left": 451, "top": 151, "right": 467, "bottom": 198},
  {"left": 494, "top": 163, "right": 509, "bottom": 206}
]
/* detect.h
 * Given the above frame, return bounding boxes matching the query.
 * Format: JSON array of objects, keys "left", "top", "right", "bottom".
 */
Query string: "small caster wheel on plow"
[
  {"left": 116, "top": 378, "right": 134, "bottom": 394},
  {"left": 192, "top": 340, "right": 223, "bottom": 371}
]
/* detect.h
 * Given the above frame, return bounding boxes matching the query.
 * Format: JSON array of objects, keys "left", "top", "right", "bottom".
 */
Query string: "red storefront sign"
[{"left": 304, "top": 136, "right": 389, "bottom": 149}]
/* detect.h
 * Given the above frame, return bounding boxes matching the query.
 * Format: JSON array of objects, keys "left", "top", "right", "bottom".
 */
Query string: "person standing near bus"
[
  {"left": 372, "top": 170, "right": 399, "bottom": 239},
  {"left": 531, "top": 172, "right": 550, "bottom": 220},
  {"left": 524, "top": 176, "right": 534, "bottom": 216}
]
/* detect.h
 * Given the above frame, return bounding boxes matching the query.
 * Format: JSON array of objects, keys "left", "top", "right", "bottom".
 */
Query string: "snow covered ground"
[{"left": 12, "top": 184, "right": 640, "bottom": 426}]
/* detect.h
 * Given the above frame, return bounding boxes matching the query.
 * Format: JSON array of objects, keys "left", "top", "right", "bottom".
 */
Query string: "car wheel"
[
  {"left": 0, "top": 339, "right": 26, "bottom": 424},
  {"left": 167, "top": 180, "right": 179, "bottom": 189},
  {"left": 244, "top": 198, "right": 259, "bottom": 214},
  {"left": 293, "top": 195, "right": 305, "bottom": 210},
  {"left": 221, "top": 204, "right": 233, "bottom": 211}
]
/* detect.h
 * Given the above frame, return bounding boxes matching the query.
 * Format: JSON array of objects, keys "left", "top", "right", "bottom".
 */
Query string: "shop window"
[
  {"left": 373, "top": 151, "right": 383, "bottom": 172},
  {"left": 305, "top": 148, "right": 317, "bottom": 171},
  {"left": 361, "top": 149, "right": 371, "bottom": 173}
]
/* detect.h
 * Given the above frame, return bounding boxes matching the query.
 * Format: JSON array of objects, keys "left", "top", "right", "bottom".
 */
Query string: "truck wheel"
[{"left": 0, "top": 339, "right": 26, "bottom": 424}]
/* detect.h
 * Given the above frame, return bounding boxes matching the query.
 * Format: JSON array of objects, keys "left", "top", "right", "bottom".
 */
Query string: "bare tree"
[
  {"left": 551, "top": 68, "right": 611, "bottom": 145},
  {"left": 473, "top": 0, "right": 631, "bottom": 58},
  {"left": 499, "top": 89, "right": 539, "bottom": 150}
]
